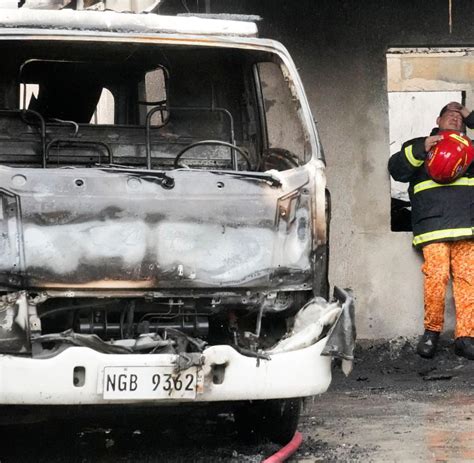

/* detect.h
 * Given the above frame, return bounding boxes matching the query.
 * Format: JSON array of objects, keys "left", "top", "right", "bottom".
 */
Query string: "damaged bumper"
[
  {"left": 322, "top": 287, "right": 356, "bottom": 374},
  {"left": 0, "top": 336, "right": 331, "bottom": 405},
  {"left": 0, "top": 288, "right": 355, "bottom": 405}
]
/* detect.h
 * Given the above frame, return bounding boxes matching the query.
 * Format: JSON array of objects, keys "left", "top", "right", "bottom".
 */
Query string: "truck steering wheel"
[{"left": 173, "top": 140, "right": 251, "bottom": 170}]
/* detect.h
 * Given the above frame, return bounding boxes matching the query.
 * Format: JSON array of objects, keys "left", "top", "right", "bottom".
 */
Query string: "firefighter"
[{"left": 388, "top": 102, "right": 474, "bottom": 360}]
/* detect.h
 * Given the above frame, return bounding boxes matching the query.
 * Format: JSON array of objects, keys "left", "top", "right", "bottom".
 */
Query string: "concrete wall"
[
  {"left": 226, "top": 0, "right": 474, "bottom": 339},
  {"left": 162, "top": 0, "right": 474, "bottom": 339}
]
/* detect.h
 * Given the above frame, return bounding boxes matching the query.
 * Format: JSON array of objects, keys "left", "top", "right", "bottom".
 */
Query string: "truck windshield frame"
[{"left": 0, "top": 35, "right": 322, "bottom": 172}]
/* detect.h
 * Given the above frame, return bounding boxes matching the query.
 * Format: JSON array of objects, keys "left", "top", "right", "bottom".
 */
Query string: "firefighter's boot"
[
  {"left": 416, "top": 330, "right": 440, "bottom": 358},
  {"left": 454, "top": 337, "right": 474, "bottom": 360}
]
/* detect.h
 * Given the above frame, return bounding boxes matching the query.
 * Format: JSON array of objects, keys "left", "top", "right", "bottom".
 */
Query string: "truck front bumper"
[
  {"left": 0, "top": 287, "right": 354, "bottom": 405},
  {"left": 0, "top": 337, "right": 331, "bottom": 405}
]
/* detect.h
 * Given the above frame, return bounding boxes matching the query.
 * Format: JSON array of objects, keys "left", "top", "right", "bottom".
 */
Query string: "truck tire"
[{"left": 234, "top": 398, "right": 302, "bottom": 445}]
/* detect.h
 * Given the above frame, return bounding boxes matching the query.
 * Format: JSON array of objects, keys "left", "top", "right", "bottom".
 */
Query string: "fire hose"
[{"left": 262, "top": 431, "right": 303, "bottom": 463}]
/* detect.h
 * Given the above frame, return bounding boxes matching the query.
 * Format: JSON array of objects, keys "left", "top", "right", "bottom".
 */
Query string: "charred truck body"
[{"left": 0, "top": 9, "right": 354, "bottom": 442}]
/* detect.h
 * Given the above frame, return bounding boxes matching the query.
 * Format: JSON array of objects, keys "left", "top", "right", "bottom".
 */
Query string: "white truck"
[{"left": 0, "top": 6, "right": 355, "bottom": 443}]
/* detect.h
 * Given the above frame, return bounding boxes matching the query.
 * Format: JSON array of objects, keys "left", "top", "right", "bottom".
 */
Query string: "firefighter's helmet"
[{"left": 426, "top": 131, "right": 474, "bottom": 184}]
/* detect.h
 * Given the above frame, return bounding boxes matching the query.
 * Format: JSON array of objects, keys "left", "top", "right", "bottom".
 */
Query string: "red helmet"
[{"left": 426, "top": 131, "right": 474, "bottom": 184}]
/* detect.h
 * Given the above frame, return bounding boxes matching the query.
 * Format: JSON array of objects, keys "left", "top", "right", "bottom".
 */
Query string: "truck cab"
[{"left": 0, "top": 7, "right": 354, "bottom": 443}]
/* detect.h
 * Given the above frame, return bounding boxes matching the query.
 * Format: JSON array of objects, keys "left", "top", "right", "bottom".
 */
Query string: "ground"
[
  {"left": 300, "top": 338, "right": 474, "bottom": 462},
  {"left": 0, "top": 338, "right": 472, "bottom": 462}
]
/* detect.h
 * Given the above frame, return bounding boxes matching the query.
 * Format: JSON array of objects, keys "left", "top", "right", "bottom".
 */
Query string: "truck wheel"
[{"left": 234, "top": 398, "right": 302, "bottom": 445}]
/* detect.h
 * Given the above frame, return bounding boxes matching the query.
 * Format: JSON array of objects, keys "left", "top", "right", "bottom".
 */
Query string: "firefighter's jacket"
[{"left": 388, "top": 120, "right": 474, "bottom": 248}]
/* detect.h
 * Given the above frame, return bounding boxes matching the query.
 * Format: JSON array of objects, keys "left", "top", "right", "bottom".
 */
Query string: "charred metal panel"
[
  {"left": 0, "top": 292, "right": 31, "bottom": 353},
  {"left": 0, "top": 166, "right": 313, "bottom": 290},
  {"left": 0, "top": 189, "right": 23, "bottom": 287}
]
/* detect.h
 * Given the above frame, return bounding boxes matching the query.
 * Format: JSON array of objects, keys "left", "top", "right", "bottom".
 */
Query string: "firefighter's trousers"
[{"left": 422, "top": 240, "right": 474, "bottom": 338}]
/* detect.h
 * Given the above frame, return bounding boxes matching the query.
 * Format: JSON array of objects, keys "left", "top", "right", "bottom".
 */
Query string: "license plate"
[{"left": 102, "top": 366, "right": 200, "bottom": 400}]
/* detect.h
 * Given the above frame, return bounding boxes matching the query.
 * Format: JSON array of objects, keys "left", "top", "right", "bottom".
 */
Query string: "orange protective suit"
[{"left": 422, "top": 240, "right": 474, "bottom": 338}]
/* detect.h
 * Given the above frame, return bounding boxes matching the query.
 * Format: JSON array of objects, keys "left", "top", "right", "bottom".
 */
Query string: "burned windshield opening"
[{"left": 0, "top": 40, "right": 310, "bottom": 171}]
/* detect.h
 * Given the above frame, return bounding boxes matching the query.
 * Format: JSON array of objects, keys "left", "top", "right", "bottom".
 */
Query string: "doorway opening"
[{"left": 387, "top": 48, "right": 474, "bottom": 231}]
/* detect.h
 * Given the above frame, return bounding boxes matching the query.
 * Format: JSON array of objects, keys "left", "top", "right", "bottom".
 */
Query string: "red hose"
[{"left": 262, "top": 431, "right": 303, "bottom": 463}]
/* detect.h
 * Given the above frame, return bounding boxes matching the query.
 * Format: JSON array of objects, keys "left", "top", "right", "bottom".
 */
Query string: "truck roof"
[{"left": 0, "top": 8, "right": 258, "bottom": 38}]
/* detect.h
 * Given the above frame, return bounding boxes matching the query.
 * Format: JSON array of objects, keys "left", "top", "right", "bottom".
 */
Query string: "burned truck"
[{"left": 0, "top": 8, "right": 354, "bottom": 443}]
